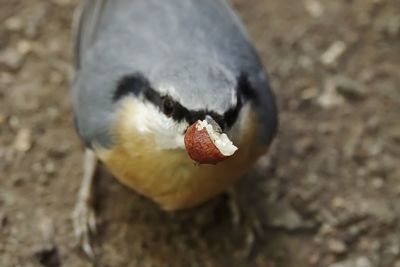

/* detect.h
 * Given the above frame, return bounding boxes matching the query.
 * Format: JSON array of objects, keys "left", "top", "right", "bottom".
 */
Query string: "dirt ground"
[{"left": 0, "top": 0, "right": 399, "bottom": 266}]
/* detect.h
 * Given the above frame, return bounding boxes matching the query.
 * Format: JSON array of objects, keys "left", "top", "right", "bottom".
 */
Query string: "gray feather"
[{"left": 72, "top": 0, "right": 277, "bottom": 148}]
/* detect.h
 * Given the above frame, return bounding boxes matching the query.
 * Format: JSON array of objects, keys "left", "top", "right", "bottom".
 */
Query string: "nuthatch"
[{"left": 71, "top": 0, "right": 277, "bottom": 257}]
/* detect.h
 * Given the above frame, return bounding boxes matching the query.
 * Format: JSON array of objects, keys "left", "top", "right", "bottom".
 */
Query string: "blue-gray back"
[{"left": 72, "top": 0, "right": 277, "bottom": 147}]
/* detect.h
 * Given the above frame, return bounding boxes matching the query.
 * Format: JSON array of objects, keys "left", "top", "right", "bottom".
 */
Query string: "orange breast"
[{"left": 95, "top": 99, "right": 267, "bottom": 210}]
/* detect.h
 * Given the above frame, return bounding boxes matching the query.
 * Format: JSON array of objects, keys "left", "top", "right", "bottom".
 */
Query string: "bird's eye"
[{"left": 162, "top": 97, "right": 174, "bottom": 116}]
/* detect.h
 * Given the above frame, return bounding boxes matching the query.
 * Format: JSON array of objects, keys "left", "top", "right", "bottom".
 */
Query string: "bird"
[{"left": 71, "top": 0, "right": 278, "bottom": 257}]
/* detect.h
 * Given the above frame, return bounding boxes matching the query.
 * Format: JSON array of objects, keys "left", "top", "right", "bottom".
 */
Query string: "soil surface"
[{"left": 1, "top": 0, "right": 399, "bottom": 266}]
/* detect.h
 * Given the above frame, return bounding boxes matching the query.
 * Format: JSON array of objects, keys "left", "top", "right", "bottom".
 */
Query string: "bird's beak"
[
  {"left": 183, "top": 116, "right": 238, "bottom": 165},
  {"left": 204, "top": 115, "right": 222, "bottom": 133}
]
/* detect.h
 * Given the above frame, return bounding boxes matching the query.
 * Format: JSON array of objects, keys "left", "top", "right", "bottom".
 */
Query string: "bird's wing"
[{"left": 72, "top": 0, "right": 107, "bottom": 69}]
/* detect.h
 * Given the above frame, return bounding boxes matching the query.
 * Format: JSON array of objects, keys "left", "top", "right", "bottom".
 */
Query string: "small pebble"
[
  {"left": 4, "top": 16, "right": 24, "bottom": 31},
  {"left": 13, "top": 128, "right": 32, "bottom": 152},
  {"left": 318, "top": 79, "right": 344, "bottom": 108},
  {"left": 371, "top": 177, "right": 384, "bottom": 189},
  {"left": 16, "top": 40, "right": 33, "bottom": 55},
  {"left": 44, "top": 161, "right": 56, "bottom": 175},
  {"left": 300, "top": 87, "right": 319, "bottom": 101},
  {"left": 331, "top": 197, "right": 346, "bottom": 209},
  {"left": 327, "top": 239, "right": 347, "bottom": 254},
  {"left": 321, "top": 41, "right": 347, "bottom": 66},
  {"left": 0, "top": 48, "right": 25, "bottom": 71},
  {"left": 335, "top": 76, "right": 366, "bottom": 100},
  {"left": 304, "top": 0, "right": 324, "bottom": 18}
]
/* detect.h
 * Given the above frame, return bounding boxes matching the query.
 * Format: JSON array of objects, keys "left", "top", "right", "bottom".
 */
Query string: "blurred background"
[{"left": 0, "top": 0, "right": 399, "bottom": 266}]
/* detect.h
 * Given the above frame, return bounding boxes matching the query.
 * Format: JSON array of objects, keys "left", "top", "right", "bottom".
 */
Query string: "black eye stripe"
[{"left": 114, "top": 72, "right": 250, "bottom": 129}]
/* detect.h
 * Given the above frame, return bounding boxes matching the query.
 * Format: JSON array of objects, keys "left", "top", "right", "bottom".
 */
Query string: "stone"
[
  {"left": 13, "top": 128, "right": 32, "bottom": 152},
  {"left": 327, "top": 239, "right": 347, "bottom": 254},
  {"left": 321, "top": 41, "right": 347, "bottom": 66},
  {"left": 0, "top": 48, "right": 25, "bottom": 71},
  {"left": 334, "top": 76, "right": 366, "bottom": 100}
]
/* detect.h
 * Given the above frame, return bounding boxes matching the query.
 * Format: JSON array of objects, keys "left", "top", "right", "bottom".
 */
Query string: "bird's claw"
[
  {"left": 228, "top": 188, "right": 265, "bottom": 258},
  {"left": 72, "top": 198, "right": 96, "bottom": 259}
]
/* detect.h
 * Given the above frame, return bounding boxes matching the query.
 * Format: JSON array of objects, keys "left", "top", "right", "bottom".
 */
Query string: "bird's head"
[{"left": 111, "top": 57, "right": 256, "bottom": 164}]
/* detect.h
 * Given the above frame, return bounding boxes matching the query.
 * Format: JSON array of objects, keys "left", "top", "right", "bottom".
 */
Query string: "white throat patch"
[{"left": 128, "top": 97, "right": 188, "bottom": 150}]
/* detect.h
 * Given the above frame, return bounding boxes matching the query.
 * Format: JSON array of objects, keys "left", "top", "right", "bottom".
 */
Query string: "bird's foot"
[
  {"left": 73, "top": 195, "right": 97, "bottom": 259},
  {"left": 72, "top": 149, "right": 98, "bottom": 259},
  {"left": 228, "top": 188, "right": 265, "bottom": 259}
]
